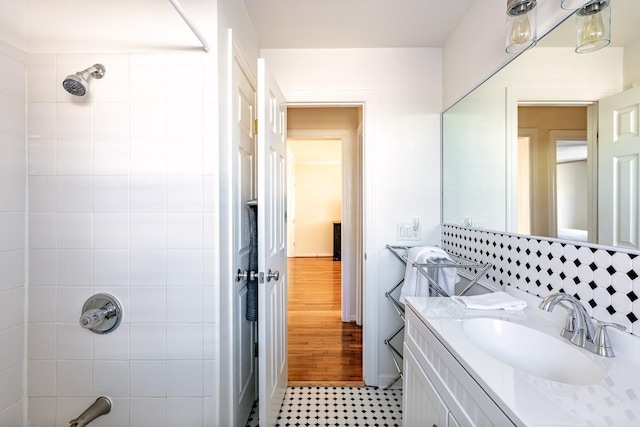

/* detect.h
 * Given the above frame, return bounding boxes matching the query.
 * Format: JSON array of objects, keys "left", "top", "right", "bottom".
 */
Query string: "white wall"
[
  {"left": 624, "top": 37, "right": 640, "bottom": 89},
  {"left": 294, "top": 162, "right": 341, "bottom": 256},
  {"left": 0, "top": 0, "right": 26, "bottom": 51},
  {"left": 262, "top": 47, "right": 442, "bottom": 385},
  {"left": 0, "top": 39, "right": 26, "bottom": 427},
  {"left": 26, "top": 51, "right": 218, "bottom": 427},
  {"left": 557, "top": 161, "right": 588, "bottom": 230}
]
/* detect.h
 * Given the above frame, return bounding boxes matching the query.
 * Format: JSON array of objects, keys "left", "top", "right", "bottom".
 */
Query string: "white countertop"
[{"left": 406, "top": 290, "right": 640, "bottom": 427}]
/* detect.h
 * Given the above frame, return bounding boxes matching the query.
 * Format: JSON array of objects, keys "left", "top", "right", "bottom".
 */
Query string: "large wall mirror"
[{"left": 443, "top": 0, "right": 640, "bottom": 250}]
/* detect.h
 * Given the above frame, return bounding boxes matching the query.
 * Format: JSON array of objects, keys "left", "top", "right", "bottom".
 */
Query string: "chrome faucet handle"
[
  {"left": 539, "top": 292, "right": 595, "bottom": 346},
  {"left": 593, "top": 321, "right": 626, "bottom": 357},
  {"left": 79, "top": 307, "right": 109, "bottom": 329},
  {"left": 560, "top": 310, "right": 576, "bottom": 336}
]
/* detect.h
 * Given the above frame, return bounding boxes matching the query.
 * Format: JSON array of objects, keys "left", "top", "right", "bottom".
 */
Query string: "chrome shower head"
[{"left": 62, "top": 64, "right": 106, "bottom": 97}]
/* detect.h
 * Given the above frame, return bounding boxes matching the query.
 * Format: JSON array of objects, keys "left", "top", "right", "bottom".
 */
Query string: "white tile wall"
[
  {"left": 94, "top": 138, "right": 129, "bottom": 175},
  {"left": 29, "top": 175, "right": 57, "bottom": 212},
  {"left": 57, "top": 361, "right": 93, "bottom": 396},
  {"left": 0, "top": 133, "right": 26, "bottom": 174},
  {"left": 0, "top": 363, "right": 24, "bottom": 415},
  {"left": 58, "top": 249, "right": 93, "bottom": 285},
  {"left": 93, "top": 250, "right": 129, "bottom": 286},
  {"left": 28, "top": 103, "right": 57, "bottom": 139},
  {"left": 0, "top": 250, "right": 24, "bottom": 292},
  {"left": 0, "top": 40, "right": 25, "bottom": 424},
  {"left": 28, "top": 138, "right": 57, "bottom": 175},
  {"left": 25, "top": 51, "right": 218, "bottom": 426},
  {"left": 28, "top": 397, "right": 56, "bottom": 427},
  {"left": 57, "top": 176, "right": 93, "bottom": 212},
  {"left": 167, "top": 398, "right": 203, "bottom": 427},
  {"left": 130, "top": 360, "right": 166, "bottom": 397},
  {"left": 0, "top": 402, "right": 25, "bottom": 427},
  {"left": 130, "top": 398, "right": 166, "bottom": 427}
]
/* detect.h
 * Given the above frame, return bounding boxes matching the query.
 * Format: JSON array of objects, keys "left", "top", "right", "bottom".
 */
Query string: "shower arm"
[{"left": 168, "top": 0, "right": 210, "bottom": 53}]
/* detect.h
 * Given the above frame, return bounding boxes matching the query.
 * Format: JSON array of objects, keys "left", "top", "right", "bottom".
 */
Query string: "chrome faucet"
[
  {"left": 539, "top": 292, "right": 626, "bottom": 357},
  {"left": 69, "top": 396, "right": 111, "bottom": 427}
]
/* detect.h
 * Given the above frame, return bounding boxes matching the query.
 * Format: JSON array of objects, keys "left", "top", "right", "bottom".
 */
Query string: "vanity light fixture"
[
  {"left": 560, "top": 0, "right": 591, "bottom": 10},
  {"left": 506, "top": 0, "right": 538, "bottom": 54},
  {"left": 575, "top": 0, "right": 611, "bottom": 53}
]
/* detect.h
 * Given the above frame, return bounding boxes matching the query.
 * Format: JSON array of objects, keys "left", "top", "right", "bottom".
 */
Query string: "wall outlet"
[{"left": 397, "top": 223, "right": 421, "bottom": 241}]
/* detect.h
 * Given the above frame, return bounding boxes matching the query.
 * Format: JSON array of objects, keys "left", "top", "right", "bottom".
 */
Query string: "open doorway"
[
  {"left": 286, "top": 106, "right": 364, "bottom": 384},
  {"left": 517, "top": 105, "right": 594, "bottom": 242}
]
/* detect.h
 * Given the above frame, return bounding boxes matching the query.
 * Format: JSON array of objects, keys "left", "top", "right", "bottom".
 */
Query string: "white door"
[
  {"left": 232, "top": 55, "right": 258, "bottom": 426},
  {"left": 598, "top": 86, "right": 640, "bottom": 249},
  {"left": 257, "top": 58, "right": 288, "bottom": 426}
]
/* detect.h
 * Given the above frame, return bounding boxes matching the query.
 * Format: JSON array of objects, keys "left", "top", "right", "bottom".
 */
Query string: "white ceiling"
[
  {"left": 242, "top": 0, "right": 475, "bottom": 49},
  {"left": 20, "top": 0, "right": 216, "bottom": 53},
  {"left": 13, "top": 0, "right": 475, "bottom": 52}
]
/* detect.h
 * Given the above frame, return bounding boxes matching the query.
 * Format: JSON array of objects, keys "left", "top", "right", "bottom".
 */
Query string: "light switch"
[{"left": 397, "top": 222, "right": 420, "bottom": 241}]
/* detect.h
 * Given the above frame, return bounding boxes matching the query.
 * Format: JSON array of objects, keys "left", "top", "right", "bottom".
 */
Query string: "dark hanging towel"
[{"left": 246, "top": 201, "right": 258, "bottom": 321}]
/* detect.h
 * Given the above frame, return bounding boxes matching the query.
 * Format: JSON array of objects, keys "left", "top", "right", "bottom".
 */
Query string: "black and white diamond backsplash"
[{"left": 441, "top": 225, "right": 640, "bottom": 337}]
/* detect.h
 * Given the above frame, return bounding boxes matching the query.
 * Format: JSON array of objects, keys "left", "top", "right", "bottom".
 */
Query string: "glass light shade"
[
  {"left": 576, "top": 0, "right": 611, "bottom": 53},
  {"left": 561, "top": 0, "right": 591, "bottom": 10},
  {"left": 506, "top": 0, "right": 537, "bottom": 54}
]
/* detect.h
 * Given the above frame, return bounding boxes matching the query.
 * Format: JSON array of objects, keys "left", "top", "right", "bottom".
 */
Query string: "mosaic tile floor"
[{"left": 246, "top": 386, "right": 403, "bottom": 427}]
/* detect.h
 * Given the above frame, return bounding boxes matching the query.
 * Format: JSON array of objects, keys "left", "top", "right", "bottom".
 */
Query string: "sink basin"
[{"left": 462, "top": 318, "right": 604, "bottom": 385}]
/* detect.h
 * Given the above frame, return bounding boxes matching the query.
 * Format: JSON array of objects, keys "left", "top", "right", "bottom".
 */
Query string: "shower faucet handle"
[
  {"left": 80, "top": 308, "right": 109, "bottom": 329},
  {"left": 79, "top": 294, "right": 123, "bottom": 334}
]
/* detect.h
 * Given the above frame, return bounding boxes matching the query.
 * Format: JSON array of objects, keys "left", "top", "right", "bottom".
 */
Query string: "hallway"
[{"left": 287, "top": 257, "right": 363, "bottom": 384}]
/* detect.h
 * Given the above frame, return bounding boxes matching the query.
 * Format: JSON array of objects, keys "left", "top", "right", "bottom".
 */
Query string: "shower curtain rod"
[{"left": 168, "top": 0, "right": 210, "bottom": 52}]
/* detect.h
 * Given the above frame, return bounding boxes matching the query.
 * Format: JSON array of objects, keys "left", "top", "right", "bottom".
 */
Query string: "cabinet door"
[{"left": 403, "top": 345, "right": 448, "bottom": 427}]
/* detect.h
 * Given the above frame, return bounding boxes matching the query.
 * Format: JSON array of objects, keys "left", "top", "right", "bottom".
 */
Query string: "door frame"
[
  {"left": 287, "top": 129, "right": 355, "bottom": 323},
  {"left": 506, "top": 87, "right": 608, "bottom": 235},
  {"left": 287, "top": 91, "right": 375, "bottom": 385},
  {"left": 516, "top": 128, "right": 537, "bottom": 235},
  {"left": 548, "top": 129, "right": 589, "bottom": 239},
  {"left": 219, "top": 29, "right": 258, "bottom": 427}
]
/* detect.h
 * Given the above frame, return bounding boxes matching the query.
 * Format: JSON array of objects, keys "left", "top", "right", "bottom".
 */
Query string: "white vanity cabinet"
[
  {"left": 403, "top": 305, "right": 516, "bottom": 427},
  {"left": 403, "top": 346, "right": 448, "bottom": 427}
]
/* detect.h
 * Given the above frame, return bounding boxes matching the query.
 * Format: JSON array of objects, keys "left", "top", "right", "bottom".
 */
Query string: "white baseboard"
[
  {"left": 350, "top": 314, "right": 357, "bottom": 322},
  {"left": 294, "top": 253, "right": 333, "bottom": 258}
]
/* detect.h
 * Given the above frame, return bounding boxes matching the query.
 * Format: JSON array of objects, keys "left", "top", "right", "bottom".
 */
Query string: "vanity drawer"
[{"left": 405, "top": 307, "right": 516, "bottom": 427}]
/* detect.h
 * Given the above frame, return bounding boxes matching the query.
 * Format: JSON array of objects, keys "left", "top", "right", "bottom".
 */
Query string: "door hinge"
[{"left": 253, "top": 119, "right": 258, "bottom": 135}]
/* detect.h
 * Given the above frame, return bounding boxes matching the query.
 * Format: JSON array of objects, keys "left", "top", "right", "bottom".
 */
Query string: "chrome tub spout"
[{"left": 69, "top": 396, "right": 111, "bottom": 427}]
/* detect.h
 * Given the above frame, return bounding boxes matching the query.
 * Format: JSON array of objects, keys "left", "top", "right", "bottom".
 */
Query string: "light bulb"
[
  {"left": 510, "top": 14, "right": 532, "bottom": 45},
  {"left": 580, "top": 12, "right": 605, "bottom": 45}
]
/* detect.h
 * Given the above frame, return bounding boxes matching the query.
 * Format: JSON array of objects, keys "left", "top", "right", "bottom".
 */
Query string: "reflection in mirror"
[
  {"left": 442, "top": 0, "right": 640, "bottom": 250},
  {"left": 555, "top": 139, "right": 588, "bottom": 241},
  {"left": 518, "top": 106, "right": 589, "bottom": 241}
]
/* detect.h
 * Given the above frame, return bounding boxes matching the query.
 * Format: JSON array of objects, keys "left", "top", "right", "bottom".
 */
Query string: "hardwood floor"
[{"left": 287, "top": 257, "right": 363, "bottom": 385}]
